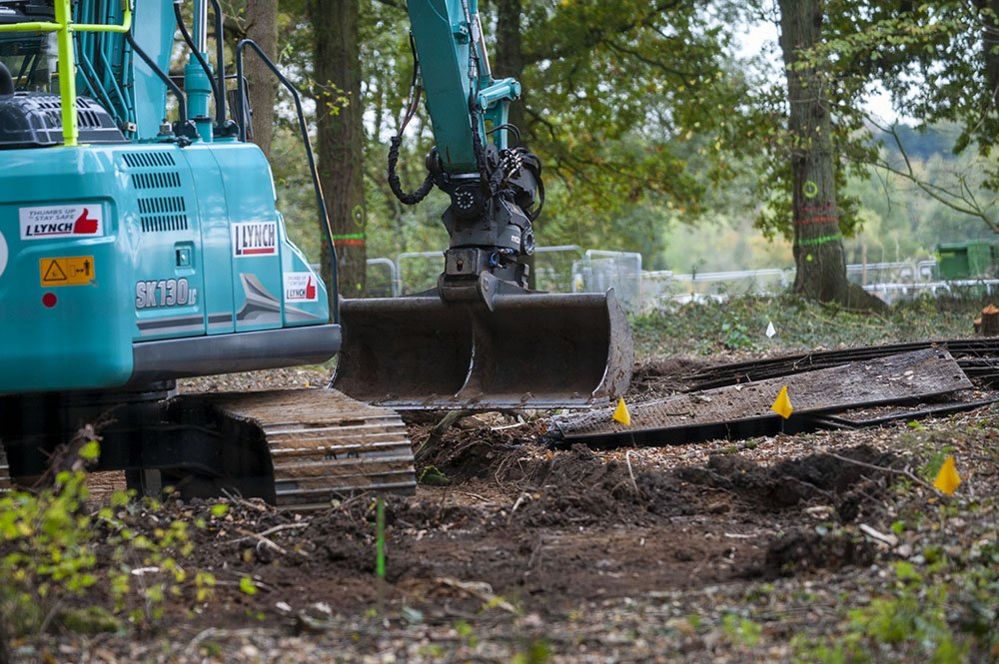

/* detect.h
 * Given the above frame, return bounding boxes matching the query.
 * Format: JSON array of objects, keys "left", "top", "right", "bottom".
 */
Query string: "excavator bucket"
[{"left": 332, "top": 291, "right": 634, "bottom": 410}]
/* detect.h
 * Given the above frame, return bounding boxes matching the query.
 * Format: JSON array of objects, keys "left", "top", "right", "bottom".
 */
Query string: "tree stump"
[{"left": 979, "top": 305, "right": 999, "bottom": 336}]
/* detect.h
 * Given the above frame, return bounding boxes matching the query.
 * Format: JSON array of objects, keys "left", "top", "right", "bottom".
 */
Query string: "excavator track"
[
  {"left": 197, "top": 389, "right": 416, "bottom": 509},
  {"left": 0, "top": 441, "right": 11, "bottom": 494}
]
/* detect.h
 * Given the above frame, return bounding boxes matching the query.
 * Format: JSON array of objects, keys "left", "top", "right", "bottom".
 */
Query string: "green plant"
[
  {"left": 722, "top": 613, "right": 763, "bottom": 648},
  {"left": 0, "top": 442, "right": 214, "bottom": 636}
]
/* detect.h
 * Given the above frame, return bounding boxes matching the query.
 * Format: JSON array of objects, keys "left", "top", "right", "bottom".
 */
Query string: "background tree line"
[{"left": 220, "top": 0, "right": 997, "bottom": 306}]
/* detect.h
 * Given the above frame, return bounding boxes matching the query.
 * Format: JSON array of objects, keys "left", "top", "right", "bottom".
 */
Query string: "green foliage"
[
  {"left": 264, "top": 0, "right": 996, "bottom": 289},
  {"left": 632, "top": 294, "right": 985, "bottom": 358},
  {"left": 918, "top": 446, "right": 958, "bottom": 483},
  {"left": 0, "top": 448, "right": 213, "bottom": 636},
  {"left": 239, "top": 576, "right": 258, "bottom": 596},
  {"left": 511, "top": 639, "right": 552, "bottom": 664},
  {"left": 417, "top": 465, "right": 450, "bottom": 487},
  {"left": 59, "top": 606, "right": 122, "bottom": 635},
  {"left": 721, "top": 613, "right": 763, "bottom": 648}
]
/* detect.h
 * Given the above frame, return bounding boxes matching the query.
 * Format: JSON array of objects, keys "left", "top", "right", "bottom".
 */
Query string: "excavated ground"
[{"left": 6, "top": 361, "right": 998, "bottom": 662}]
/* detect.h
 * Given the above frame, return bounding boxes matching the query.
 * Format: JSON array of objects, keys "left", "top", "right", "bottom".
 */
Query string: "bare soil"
[{"left": 7, "top": 361, "right": 999, "bottom": 662}]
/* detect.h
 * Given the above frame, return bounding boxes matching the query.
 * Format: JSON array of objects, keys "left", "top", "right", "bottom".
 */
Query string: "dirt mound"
[
  {"left": 760, "top": 529, "right": 877, "bottom": 577},
  {"left": 496, "top": 445, "right": 690, "bottom": 527},
  {"left": 677, "top": 444, "right": 898, "bottom": 514},
  {"left": 406, "top": 413, "right": 545, "bottom": 482}
]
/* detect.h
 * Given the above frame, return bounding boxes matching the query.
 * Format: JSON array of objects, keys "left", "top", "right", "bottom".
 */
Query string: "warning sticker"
[
  {"left": 232, "top": 221, "right": 277, "bottom": 257},
  {"left": 284, "top": 272, "right": 318, "bottom": 302},
  {"left": 39, "top": 256, "right": 96, "bottom": 287},
  {"left": 0, "top": 231, "right": 7, "bottom": 279},
  {"left": 20, "top": 205, "right": 103, "bottom": 240}
]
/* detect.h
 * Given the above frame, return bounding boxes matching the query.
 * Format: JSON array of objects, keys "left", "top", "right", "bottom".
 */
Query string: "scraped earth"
[{"left": 8, "top": 361, "right": 998, "bottom": 662}]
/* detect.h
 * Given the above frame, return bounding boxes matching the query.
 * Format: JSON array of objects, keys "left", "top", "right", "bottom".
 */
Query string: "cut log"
[{"left": 979, "top": 305, "right": 999, "bottom": 336}]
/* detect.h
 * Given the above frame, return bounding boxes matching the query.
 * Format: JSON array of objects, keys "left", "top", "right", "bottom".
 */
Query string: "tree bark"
[
  {"left": 494, "top": 0, "right": 525, "bottom": 133},
  {"left": 312, "top": 0, "right": 366, "bottom": 298},
  {"left": 0, "top": 613, "right": 9, "bottom": 664},
  {"left": 982, "top": 0, "right": 999, "bottom": 123},
  {"left": 494, "top": 0, "right": 539, "bottom": 286},
  {"left": 778, "top": 0, "right": 853, "bottom": 305},
  {"left": 244, "top": 0, "right": 278, "bottom": 159}
]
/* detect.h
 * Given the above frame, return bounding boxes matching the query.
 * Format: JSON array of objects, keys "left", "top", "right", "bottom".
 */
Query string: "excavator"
[{"left": 0, "top": 0, "right": 632, "bottom": 507}]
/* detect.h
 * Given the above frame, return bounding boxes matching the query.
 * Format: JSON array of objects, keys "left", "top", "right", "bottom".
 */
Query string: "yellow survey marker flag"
[
  {"left": 771, "top": 386, "right": 794, "bottom": 419},
  {"left": 933, "top": 456, "right": 961, "bottom": 495},
  {"left": 613, "top": 398, "right": 632, "bottom": 426}
]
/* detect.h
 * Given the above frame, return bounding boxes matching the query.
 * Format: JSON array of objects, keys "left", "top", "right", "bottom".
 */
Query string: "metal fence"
[{"left": 352, "top": 252, "right": 997, "bottom": 308}]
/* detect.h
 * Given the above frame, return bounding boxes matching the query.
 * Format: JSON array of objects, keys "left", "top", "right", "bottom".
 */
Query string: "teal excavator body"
[
  {"left": 0, "top": 0, "right": 630, "bottom": 503},
  {"left": 0, "top": 0, "right": 335, "bottom": 395}
]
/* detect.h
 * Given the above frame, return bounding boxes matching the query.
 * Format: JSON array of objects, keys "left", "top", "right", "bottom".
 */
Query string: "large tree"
[
  {"left": 244, "top": 0, "right": 279, "bottom": 158},
  {"left": 777, "top": 0, "right": 852, "bottom": 303},
  {"left": 312, "top": 0, "right": 367, "bottom": 298}
]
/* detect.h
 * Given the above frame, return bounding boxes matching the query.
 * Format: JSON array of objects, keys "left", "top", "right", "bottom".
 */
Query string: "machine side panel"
[
  {"left": 178, "top": 146, "right": 236, "bottom": 335},
  {"left": 0, "top": 147, "right": 133, "bottom": 393},
  {"left": 208, "top": 144, "right": 287, "bottom": 333},
  {"left": 124, "top": 146, "right": 207, "bottom": 341},
  {"left": 277, "top": 215, "right": 329, "bottom": 327}
]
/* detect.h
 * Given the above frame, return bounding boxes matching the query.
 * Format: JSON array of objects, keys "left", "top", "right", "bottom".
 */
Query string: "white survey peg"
[{"left": 766, "top": 321, "right": 777, "bottom": 338}]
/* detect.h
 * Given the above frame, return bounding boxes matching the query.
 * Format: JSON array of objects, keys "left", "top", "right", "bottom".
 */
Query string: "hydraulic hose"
[
  {"left": 387, "top": 136, "right": 435, "bottom": 205},
  {"left": 387, "top": 36, "right": 435, "bottom": 205}
]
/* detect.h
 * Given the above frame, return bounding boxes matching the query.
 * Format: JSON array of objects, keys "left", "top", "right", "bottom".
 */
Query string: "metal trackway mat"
[
  {"left": 550, "top": 349, "right": 972, "bottom": 448},
  {"left": 200, "top": 389, "right": 416, "bottom": 509}
]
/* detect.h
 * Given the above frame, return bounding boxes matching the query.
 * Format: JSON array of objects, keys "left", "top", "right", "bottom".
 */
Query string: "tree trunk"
[
  {"left": 0, "top": 613, "right": 9, "bottom": 664},
  {"left": 494, "top": 0, "right": 525, "bottom": 133},
  {"left": 312, "top": 0, "right": 366, "bottom": 298},
  {"left": 244, "top": 0, "right": 278, "bottom": 159},
  {"left": 778, "top": 0, "right": 853, "bottom": 305},
  {"left": 982, "top": 0, "right": 999, "bottom": 122},
  {"left": 494, "top": 0, "right": 538, "bottom": 286}
]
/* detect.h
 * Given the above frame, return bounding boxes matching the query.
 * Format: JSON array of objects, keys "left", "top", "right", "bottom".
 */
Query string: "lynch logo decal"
[
  {"left": 284, "top": 272, "right": 318, "bottom": 302},
  {"left": 232, "top": 221, "right": 277, "bottom": 257},
  {"left": 20, "top": 205, "right": 104, "bottom": 240}
]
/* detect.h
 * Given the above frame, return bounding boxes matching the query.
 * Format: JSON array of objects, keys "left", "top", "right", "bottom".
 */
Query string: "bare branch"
[{"left": 863, "top": 114, "right": 998, "bottom": 231}]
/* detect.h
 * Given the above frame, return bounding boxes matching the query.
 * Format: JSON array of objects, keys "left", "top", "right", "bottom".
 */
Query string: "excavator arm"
[{"left": 332, "top": 0, "right": 634, "bottom": 410}]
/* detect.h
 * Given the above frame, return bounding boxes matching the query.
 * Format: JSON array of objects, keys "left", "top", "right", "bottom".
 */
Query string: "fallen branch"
[
  {"left": 434, "top": 577, "right": 518, "bottom": 614},
  {"left": 230, "top": 527, "right": 310, "bottom": 558},
  {"left": 220, "top": 489, "right": 271, "bottom": 513},
  {"left": 625, "top": 451, "right": 640, "bottom": 495}
]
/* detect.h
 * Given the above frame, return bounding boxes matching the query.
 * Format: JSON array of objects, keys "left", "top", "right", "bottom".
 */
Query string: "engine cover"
[{"left": 0, "top": 92, "right": 126, "bottom": 149}]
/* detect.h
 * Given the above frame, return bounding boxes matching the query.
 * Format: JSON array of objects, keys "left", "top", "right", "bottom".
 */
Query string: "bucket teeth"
[{"left": 332, "top": 290, "right": 634, "bottom": 410}]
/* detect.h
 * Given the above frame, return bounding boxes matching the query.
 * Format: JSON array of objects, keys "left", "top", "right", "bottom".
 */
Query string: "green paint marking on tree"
[
  {"left": 351, "top": 204, "right": 366, "bottom": 229},
  {"left": 798, "top": 233, "right": 843, "bottom": 247},
  {"left": 375, "top": 497, "right": 386, "bottom": 580},
  {"left": 332, "top": 232, "right": 366, "bottom": 240},
  {"left": 803, "top": 180, "right": 819, "bottom": 198}
]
